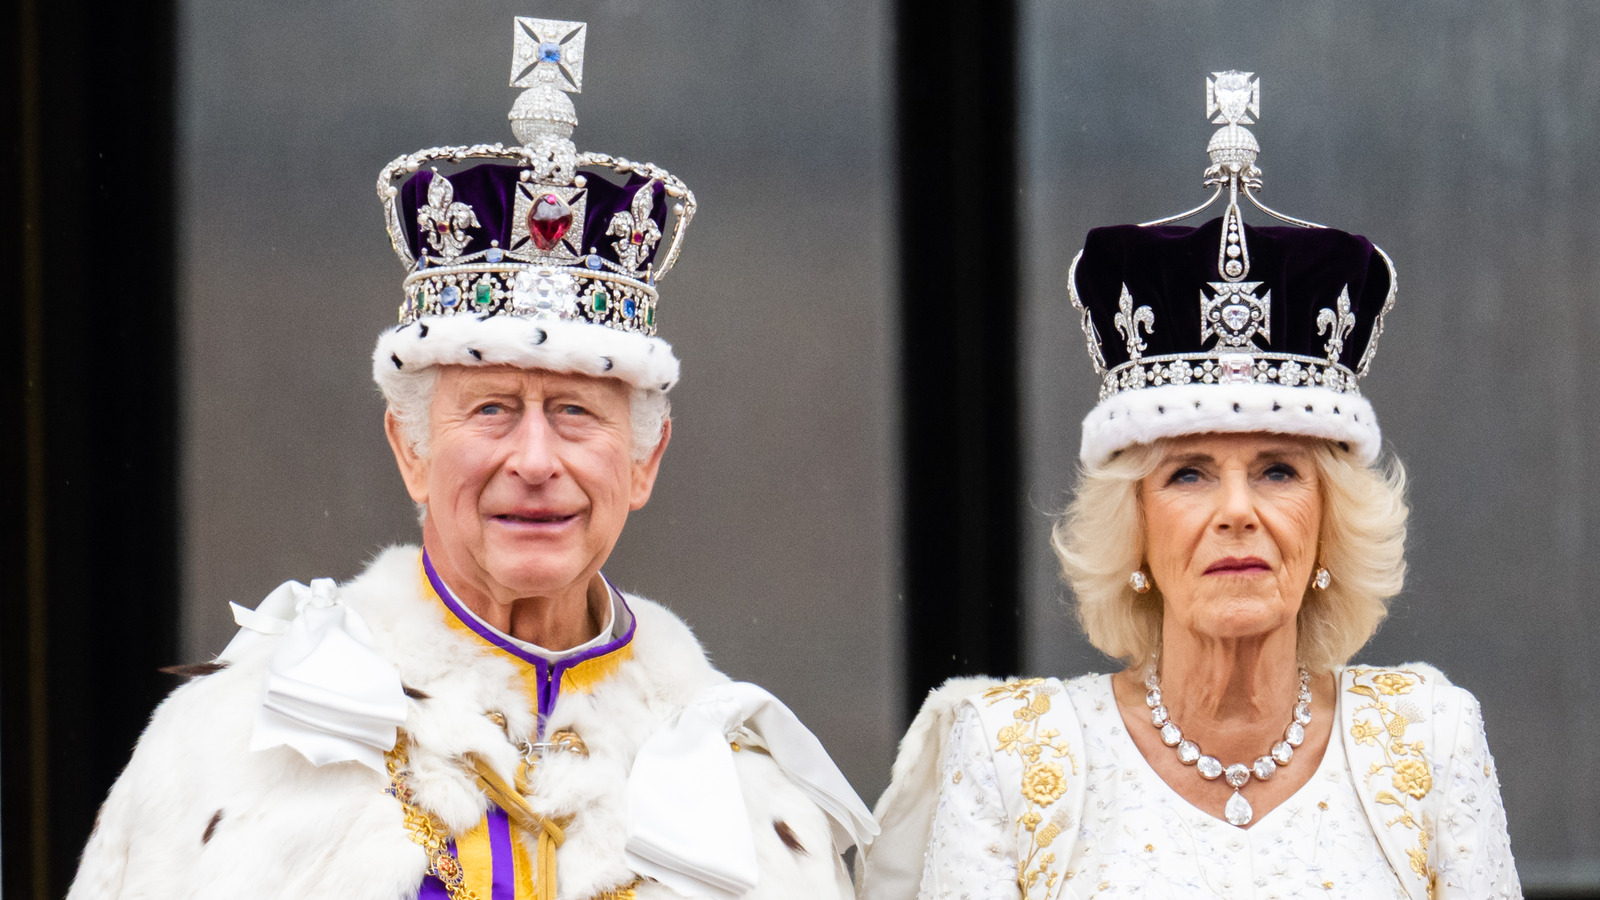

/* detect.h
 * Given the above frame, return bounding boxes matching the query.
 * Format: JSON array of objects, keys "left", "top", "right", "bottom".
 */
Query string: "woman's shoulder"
[
  {"left": 1339, "top": 661, "right": 1478, "bottom": 710},
  {"left": 1338, "top": 661, "right": 1486, "bottom": 766}
]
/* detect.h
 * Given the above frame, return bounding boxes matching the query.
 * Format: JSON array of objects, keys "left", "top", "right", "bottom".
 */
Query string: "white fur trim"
[
  {"left": 69, "top": 546, "right": 846, "bottom": 900},
  {"left": 373, "top": 314, "right": 681, "bottom": 394},
  {"left": 856, "top": 676, "right": 1002, "bottom": 900},
  {"left": 1079, "top": 383, "right": 1381, "bottom": 467}
]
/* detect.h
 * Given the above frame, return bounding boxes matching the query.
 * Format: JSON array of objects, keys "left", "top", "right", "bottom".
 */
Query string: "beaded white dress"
[{"left": 916, "top": 673, "right": 1518, "bottom": 900}]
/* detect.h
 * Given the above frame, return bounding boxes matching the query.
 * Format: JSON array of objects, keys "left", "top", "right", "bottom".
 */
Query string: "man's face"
[{"left": 387, "top": 365, "right": 668, "bottom": 606}]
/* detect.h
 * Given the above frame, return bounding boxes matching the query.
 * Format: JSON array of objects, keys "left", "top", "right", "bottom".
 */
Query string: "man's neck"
[{"left": 423, "top": 545, "right": 607, "bottom": 652}]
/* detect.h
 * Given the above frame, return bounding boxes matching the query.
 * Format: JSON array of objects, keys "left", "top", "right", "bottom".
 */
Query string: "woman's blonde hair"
[{"left": 1051, "top": 438, "right": 1408, "bottom": 673}]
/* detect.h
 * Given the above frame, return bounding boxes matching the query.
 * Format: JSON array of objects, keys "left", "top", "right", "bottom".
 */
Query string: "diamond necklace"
[{"left": 1143, "top": 664, "right": 1312, "bottom": 826}]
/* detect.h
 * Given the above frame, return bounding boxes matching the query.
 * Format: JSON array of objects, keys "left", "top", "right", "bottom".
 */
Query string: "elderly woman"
[
  {"left": 69, "top": 18, "right": 871, "bottom": 900},
  {"left": 860, "top": 74, "right": 1518, "bottom": 900}
]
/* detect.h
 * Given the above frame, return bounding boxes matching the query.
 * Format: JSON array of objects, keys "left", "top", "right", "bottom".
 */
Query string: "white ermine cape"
[{"left": 69, "top": 547, "right": 854, "bottom": 900}]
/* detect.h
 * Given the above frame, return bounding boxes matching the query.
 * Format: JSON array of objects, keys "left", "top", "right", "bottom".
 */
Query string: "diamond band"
[{"left": 1101, "top": 352, "right": 1359, "bottom": 401}]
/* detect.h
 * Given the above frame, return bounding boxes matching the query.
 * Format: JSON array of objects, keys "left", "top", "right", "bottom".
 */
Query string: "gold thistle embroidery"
[
  {"left": 1345, "top": 668, "right": 1437, "bottom": 897},
  {"left": 982, "top": 679, "right": 1079, "bottom": 899}
]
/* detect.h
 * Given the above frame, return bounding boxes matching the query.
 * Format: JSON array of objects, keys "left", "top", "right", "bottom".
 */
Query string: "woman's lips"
[{"left": 1203, "top": 556, "right": 1271, "bottom": 575}]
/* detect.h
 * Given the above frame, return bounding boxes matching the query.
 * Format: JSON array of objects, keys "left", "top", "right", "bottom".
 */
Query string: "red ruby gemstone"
[
  {"left": 527, "top": 195, "right": 573, "bottom": 251},
  {"left": 630, "top": 231, "right": 644, "bottom": 244}
]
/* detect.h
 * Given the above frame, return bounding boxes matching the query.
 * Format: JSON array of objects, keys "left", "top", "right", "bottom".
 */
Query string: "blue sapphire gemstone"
[
  {"left": 441, "top": 285, "right": 460, "bottom": 307},
  {"left": 623, "top": 298, "right": 637, "bottom": 318},
  {"left": 538, "top": 41, "right": 562, "bottom": 63},
  {"left": 486, "top": 247, "right": 504, "bottom": 263},
  {"left": 586, "top": 254, "right": 603, "bottom": 270}
]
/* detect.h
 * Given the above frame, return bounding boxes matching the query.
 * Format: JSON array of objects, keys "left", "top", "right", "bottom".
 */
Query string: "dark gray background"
[
  {"left": 178, "top": 0, "right": 1598, "bottom": 889},
  {"left": 1019, "top": 1, "right": 1600, "bottom": 889}
]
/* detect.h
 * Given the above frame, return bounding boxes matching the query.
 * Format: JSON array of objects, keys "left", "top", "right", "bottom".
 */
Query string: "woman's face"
[{"left": 1140, "top": 433, "right": 1323, "bottom": 643}]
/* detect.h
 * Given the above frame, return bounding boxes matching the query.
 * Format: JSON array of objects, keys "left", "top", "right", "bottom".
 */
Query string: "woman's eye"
[
  {"left": 1263, "top": 463, "right": 1298, "bottom": 481},
  {"left": 1168, "top": 467, "right": 1202, "bottom": 485}
]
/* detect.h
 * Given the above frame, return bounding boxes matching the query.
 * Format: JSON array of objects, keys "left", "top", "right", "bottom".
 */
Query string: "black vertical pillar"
[
  {"left": 2, "top": 0, "right": 180, "bottom": 895},
  {"left": 895, "top": 3, "right": 1022, "bottom": 722}
]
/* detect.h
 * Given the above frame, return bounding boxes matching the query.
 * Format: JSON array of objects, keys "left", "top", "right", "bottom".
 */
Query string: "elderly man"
[{"left": 69, "top": 18, "right": 871, "bottom": 900}]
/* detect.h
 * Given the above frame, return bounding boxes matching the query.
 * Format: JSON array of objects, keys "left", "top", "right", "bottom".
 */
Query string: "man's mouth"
[{"left": 492, "top": 512, "right": 578, "bottom": 524}]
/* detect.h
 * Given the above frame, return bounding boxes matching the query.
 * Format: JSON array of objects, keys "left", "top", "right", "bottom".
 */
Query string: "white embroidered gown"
[{"left": 918, "top": 674, "right": 1518, "bottom": 900}]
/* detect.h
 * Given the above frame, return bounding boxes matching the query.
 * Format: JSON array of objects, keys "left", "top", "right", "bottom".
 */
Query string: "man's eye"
[
  {"left": 478, "top": 403, "right": 504, "bottom": 416},
  {"left": 558, "top": 404, "right": 588, "bottom": 416}
]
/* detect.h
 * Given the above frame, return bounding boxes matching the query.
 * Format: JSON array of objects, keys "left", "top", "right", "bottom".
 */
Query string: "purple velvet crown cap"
[
  {"left": 1073, "top": 216, "right": 1392, "bottom": 374},
  {"left": 398, "top": 163, "right": 667, "bottom": 268}
]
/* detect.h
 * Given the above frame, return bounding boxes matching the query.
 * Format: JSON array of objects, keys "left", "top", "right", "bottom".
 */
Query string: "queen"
[{"left": 860, "top": 72, "right": 1519, "bottom": 900}]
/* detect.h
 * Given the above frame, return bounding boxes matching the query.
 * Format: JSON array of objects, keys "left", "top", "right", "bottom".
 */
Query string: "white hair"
[{"left": 382, "top": 366, "right": 670, "bottom": 461}]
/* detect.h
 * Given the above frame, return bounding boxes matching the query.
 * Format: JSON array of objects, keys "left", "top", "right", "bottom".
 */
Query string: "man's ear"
[
  {"left": 385, "top": 409, "right": 430, "bottom": 506},
  {"left": 628, "top": 418, "right": 672, "bottom": 511}
]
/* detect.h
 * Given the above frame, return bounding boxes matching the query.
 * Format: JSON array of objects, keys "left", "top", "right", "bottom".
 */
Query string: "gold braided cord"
[{"left": 471, "top": 755, "right": 566, "bottom": 899}]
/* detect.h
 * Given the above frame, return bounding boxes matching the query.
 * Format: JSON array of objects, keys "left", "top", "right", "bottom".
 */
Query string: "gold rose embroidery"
[
  {"left": 983, "top": 679, "right": 1078, "bottom": 899},
  {"left": 1371, "top": 672, "right": 1417, "bottom": 695},
  {"left": 1346, "top": 668, "right": 1436, "bottom": 893},
  {"left": 1392, "top": 758, "right": 1433, "bottom": 800},
  {"left": 1021, "top": 762, "right": 1067, "bottom": 805}
]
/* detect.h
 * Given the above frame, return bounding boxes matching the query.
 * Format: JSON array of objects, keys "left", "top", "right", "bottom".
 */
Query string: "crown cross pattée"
[
  {"left": 511, "top": 17, "right": 586, "bottom": 92},
  {"left": 1201, "top": 281, "right": 1270, "bottom": 350}
]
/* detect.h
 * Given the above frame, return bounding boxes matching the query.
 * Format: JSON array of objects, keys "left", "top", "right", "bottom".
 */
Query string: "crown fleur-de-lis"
[
  {"left": 1113, "top": 284, "right": 1155, "bottom": 361},
  {"left": 607, "top": 182, "right": 663, "bottom": 272},
  {"left": 416, "top": 172, "right": 481, "bottom": 260},
  {"left": 1317, "top": 286, "right": 1356, "bottom": 364}
]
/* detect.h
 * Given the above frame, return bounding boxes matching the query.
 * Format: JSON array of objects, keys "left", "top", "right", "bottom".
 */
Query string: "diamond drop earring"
[
  {"left": 1312, "top": 567, "right": 1331, "bottom": 590},
  {"left": 1129, "top": 570, "right": 1152, "bottom": 593}
]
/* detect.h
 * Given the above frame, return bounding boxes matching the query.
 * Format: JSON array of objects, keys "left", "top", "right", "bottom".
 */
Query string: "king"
[{"left": 69, "top": 18, "right": 872, "bottom": 900}]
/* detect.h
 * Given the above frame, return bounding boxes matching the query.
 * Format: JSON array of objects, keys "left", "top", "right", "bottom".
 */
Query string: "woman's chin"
[{"left": 1183, "top": 596, "right": 1298, "bottom": 640}]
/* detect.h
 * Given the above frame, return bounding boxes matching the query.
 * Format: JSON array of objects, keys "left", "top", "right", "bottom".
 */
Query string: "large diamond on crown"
[{"left": 1201, "top": 281, "right": 1270, "bottom": 349}]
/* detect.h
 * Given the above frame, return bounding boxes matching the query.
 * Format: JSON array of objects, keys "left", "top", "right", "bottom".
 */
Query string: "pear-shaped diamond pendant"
[{"left": 1225, "top": 790, "right": 1254, "bottom": 826}]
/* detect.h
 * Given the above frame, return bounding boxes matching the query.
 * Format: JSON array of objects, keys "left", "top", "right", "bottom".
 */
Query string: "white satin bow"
[
  {"left": 625, "top": 682, "right": 878, "bottom": 900},
  {"left": 222, "top": 578, "right": 408, "bottom": 774}
]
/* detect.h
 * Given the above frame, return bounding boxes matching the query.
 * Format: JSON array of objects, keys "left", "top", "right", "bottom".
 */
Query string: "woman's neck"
[{"left": 1152, "top": 627, "right": 1303, "bottom": 759}]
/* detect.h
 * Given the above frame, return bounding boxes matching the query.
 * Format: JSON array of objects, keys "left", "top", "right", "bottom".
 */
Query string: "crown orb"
[
  {"left": 527, "top": 193, "right": 574, "bottom": 251},
  {"left": 510, "top": 84, "right": 577, "bottom": 144}
]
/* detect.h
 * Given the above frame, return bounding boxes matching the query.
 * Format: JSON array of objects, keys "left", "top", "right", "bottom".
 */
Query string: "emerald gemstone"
[
  {"left": 474, "top": 282, "right": 492, "bottom": 306},
  {"left": 647, "top": 306, "right": 655, "bottom": 327},
  {"left": 591, "top": 289, "right": 609, "bottom": 313}
]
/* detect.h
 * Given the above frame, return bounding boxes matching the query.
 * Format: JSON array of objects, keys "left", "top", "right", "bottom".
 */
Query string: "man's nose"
[{"left": 504, "top": 410, "right": 561, "bottom": 484}]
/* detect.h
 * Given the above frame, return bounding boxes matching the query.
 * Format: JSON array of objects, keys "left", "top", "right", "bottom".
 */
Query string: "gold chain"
[{"left": 388, "top": 740, "right": 480, "bottom": 900}]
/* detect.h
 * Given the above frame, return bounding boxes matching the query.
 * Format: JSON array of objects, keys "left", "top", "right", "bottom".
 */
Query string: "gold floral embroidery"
[
  {"left": 1021, "top": 762, "right": 1067, "bottom": 805},
  {"left": 1346, "top": 668, "right": 1436, "bottom": 895},
  {"left": 1392, "top": 758, "right": 1433, "bottom": 799},
  {"left": 982, "top": 679, "right": 1078, "bottom": 899},
  {"left": 1370, "top": 672, "right": 1417, "bottom": 695}
]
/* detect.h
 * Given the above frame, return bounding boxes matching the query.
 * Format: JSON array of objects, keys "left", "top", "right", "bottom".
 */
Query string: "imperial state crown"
[{"left": 373, "top": 17, "right": 695, "bottom": 394}]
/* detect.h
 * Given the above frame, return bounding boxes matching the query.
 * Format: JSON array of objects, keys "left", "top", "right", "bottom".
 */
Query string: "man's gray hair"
[{"left": 383, "top": 367, "right": 670, "bottom": 461}]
